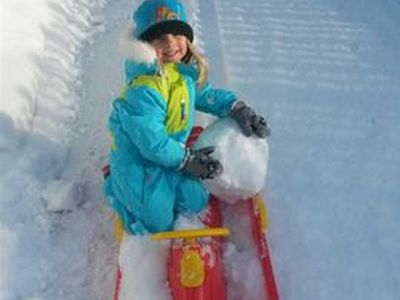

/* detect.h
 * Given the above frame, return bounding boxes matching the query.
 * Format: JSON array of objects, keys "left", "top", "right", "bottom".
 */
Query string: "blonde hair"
[{"left": 183, "top": 41, "right": 208, "bottom": 90}]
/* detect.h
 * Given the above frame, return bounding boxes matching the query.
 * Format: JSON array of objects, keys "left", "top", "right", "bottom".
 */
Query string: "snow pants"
[{"left": 104, "top": 168, "right": 208, "bottom": 234}]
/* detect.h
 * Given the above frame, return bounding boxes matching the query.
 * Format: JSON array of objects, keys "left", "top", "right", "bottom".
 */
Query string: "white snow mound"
[
  {"left": 119, "top": 234, "right": 171, "bottom": 300},
  {"left": 194, "top": 118, "right": 269, "bottom": 203}
]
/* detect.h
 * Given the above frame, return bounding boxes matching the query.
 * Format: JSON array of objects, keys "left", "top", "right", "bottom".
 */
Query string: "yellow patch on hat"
[{"left": 156, "top": 6, "right": 178, "bottom": 22}]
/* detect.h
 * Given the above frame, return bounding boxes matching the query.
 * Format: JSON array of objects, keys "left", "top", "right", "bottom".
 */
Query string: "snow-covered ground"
[{"left": 1, "top": 0, "right": 400, "bottom": 299}]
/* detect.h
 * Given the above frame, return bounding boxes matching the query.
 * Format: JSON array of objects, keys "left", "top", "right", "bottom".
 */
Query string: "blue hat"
[{"left": 133, "top": 0, "right": 194, "bottom": 42}]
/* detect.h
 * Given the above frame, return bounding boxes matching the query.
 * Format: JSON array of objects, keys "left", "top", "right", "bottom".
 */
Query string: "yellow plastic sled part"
[
  {"left": 151, "top": 227, "right": 230, "bottom": 241},
  {"left": 180, "top": 249, "right": 205, "bottom": 288},
  {"left": 114, "top": 216, "right": 124, "bottom": 245},
  {"left": 255, "top": 194, "right": 269, "bottom": 231}
]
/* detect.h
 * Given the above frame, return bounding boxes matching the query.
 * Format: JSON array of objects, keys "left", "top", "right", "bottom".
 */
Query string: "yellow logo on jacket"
[{"left": 155, "top": 6, "right": 178, "bottom": 22}]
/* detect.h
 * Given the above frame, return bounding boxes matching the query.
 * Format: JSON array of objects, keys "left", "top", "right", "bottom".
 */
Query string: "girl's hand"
[
  {"left": 230, "top": 101, "right": 271, "bottom": 138},
  {"left": 180, "top": 147, "right": 223, "bottom": 180}
]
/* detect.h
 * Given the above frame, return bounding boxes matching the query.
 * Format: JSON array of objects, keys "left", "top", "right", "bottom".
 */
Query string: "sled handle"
[{"left": 151, "top": 227, "right": 230, "bottom": 241}]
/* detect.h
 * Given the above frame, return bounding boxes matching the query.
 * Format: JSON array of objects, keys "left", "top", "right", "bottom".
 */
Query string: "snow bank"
[
  {"left": 1, "top": 0, "right": 51, "bottom": 132},
  {"left": 0, "top": 0, "right": 106, "bottom": 298},
  {"left": 0, "top": 113, "right": 19, "bottom": 151},
  {"left": 0, "top": 0, "right": 105, "bottom": 143},
  {"left": 195, "top": 118, "right": 269, "bottom": 203}
]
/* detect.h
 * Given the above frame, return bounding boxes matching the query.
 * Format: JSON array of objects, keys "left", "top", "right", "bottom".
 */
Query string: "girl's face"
[{"left": 151, "top": 34, "right": 188, "bottom": 63}]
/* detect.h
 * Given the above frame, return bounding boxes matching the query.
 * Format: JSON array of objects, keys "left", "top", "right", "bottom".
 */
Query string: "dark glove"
[
  {"left": 230, "top": 101, "right": 271, "bottom": 138},
  {"left": 180, "top": 146, "right": 223, "bottom": 180}
]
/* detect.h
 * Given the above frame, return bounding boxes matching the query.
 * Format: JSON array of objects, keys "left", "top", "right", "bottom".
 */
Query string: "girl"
[{"left": 104, "top": 0, "right": 269, "bottom": 234}]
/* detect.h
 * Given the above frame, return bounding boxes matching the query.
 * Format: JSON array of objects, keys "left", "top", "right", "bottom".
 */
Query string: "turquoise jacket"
[{"left": 104, "top": 59, "right": 236, "bottom": 233}]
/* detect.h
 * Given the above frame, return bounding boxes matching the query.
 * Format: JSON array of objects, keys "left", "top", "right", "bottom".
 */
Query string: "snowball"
[
  {"left": 41, "top": 180, "right": 83, "bottom": 212},
  {"left": 194, "top": 118, "right": 269, "bottom": 203}
]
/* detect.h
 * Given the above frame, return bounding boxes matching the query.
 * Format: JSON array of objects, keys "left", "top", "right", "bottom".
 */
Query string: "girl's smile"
[{"left": 151, "top": 34, "right": 188, "bottom": 63}]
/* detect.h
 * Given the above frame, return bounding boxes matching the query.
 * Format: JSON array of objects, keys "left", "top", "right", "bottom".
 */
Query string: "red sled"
[{"left": 112, "top": 196, "right": 279, "bottom": 300}]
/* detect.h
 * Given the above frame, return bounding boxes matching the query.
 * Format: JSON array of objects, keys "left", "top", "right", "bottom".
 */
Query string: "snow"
[
  {"left": 0, "top": 0, "right": 110, "bottom": 299},
  {"left": 195, "top": 117, "right": 269, "bottom": 203},
  {"left": 41, "top": 180, "right": 84, "bottom": 213},
  {"left": 1, "top": 0, "right": 400, "bottom": 299},
  {"left": 221, "top": 201, "right": 266, "bottom": 300},
  {"left": 119, "top": 234, "right": 171, "bottom": 300}
]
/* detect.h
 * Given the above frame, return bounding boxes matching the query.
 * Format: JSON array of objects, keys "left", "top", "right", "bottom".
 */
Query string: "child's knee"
[
  {"left": 148, "top": 220, "right": 172, "bottom": 233},
  {"left": 191, "top": 192, "right": 208, "bottom": 213},
  {"left": 178, "top": 185, "right": 208, "bottom": 214},
  {"left": 143, "top": 209, "right": 174, "bottom": 233}
]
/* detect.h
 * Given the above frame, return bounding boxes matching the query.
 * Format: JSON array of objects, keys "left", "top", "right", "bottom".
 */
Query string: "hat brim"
[{"left": 139, "top": 20, "right": 194, "bottom": 43}]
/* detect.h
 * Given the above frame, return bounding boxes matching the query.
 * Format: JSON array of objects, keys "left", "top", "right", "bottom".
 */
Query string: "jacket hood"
[{"left": 120, "top": 24, "right": 159, "bottom": 83}]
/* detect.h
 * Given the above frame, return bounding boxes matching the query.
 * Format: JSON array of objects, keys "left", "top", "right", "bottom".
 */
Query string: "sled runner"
[{"left": 248, "top": 195, "right": 280, "bottom": 300}]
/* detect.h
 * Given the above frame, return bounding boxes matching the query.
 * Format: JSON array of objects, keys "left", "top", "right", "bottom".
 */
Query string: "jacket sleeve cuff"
[
  {"left": 230, "top": 100, "right": 246, "bottom": 114},
  {"left": 178, "top": 148, "right": 190, "bottom": 170}
]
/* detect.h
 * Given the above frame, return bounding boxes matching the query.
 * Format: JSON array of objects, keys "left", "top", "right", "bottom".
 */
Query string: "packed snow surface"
[
  {"left": 195, "top": 118, "right": 269, "bottom": 203},
  {"left": 1, "top": 0, "right": 400, "bottom": 299}
]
